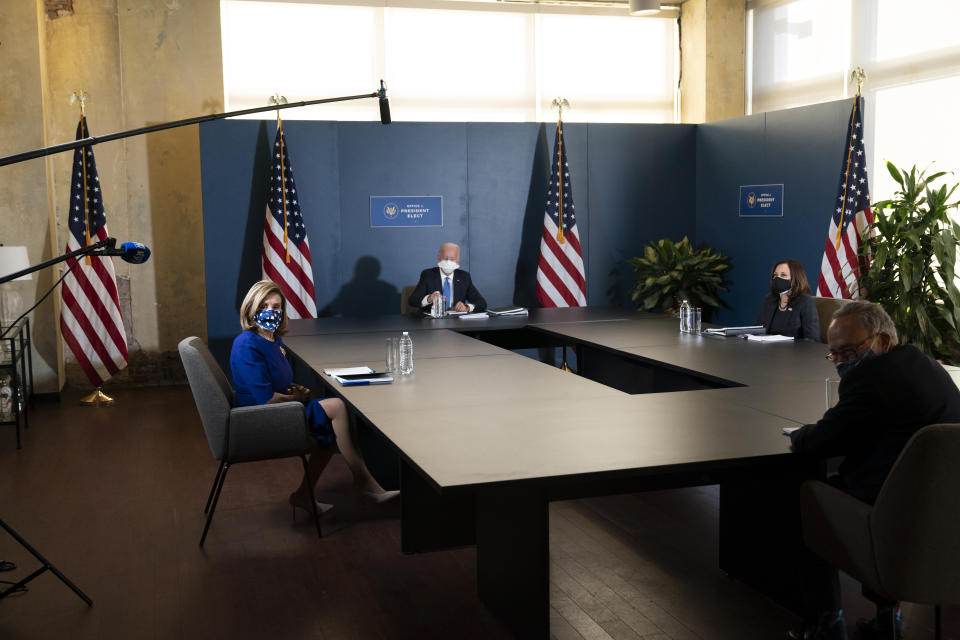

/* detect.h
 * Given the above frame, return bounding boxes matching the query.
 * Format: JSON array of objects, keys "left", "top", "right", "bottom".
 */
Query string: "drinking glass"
[
  {"left": 385, "top": 337, "right": 399, "bottom": 372},
  {"left": 692, "top": 308, "right": 702, "bottom": 334},
  {"left": 825, "top": 377, "right": 840, "bottom": 409}
]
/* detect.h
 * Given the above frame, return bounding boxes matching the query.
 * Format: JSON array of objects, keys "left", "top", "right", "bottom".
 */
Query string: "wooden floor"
[{"left": 0, "top": 386, "right": 955, "bottom": 639}]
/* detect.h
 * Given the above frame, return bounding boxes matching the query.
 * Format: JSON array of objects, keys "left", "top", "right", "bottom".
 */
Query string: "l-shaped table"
[{"left": 284, "top": 308, "right": 836, "bottom": 638}]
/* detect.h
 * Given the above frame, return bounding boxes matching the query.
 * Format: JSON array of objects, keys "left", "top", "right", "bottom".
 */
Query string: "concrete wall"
[
  {"left": 680, "top": 0, "right": 745, "bottom": 124},
  {"left": 1, "top": 1, "right": 62, "bottom": 392},
  {"left": 2, "top": 0, "right": 221, "bottom": 392}
]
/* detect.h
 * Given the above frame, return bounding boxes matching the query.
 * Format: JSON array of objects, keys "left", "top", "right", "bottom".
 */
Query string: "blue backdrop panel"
[
  {"left": 199, "top": 102, "right": 855, "bottom": 368},
  {"left": 331, "top": 122, "right": 467, "bottom": 317},
  {"left": 587, "top": 123, "right": 697, "bottom": 308},
  {"left": 695, "top": 99, "right": 855, "bottom": 326},
  {"left": 465, "top": 122, "right": 543, "bottom": 308},
  {"left": 198, "top": 120, "right": 340, "bottom": 363}
]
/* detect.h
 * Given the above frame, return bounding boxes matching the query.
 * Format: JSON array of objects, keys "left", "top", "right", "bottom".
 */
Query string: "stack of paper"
[
  {"left": 745, "top": 334, "right": 794, "bottom": 343},
  {"left": 487, "top": 305, "right": 529, "bottom": 317}
]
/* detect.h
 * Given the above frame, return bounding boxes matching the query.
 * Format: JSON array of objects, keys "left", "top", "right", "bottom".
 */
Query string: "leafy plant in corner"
[
  {"left": 859, "top": 162, "right": 960, "bottom": 364},
  {"left": 629, "top": 237, "right": 732, "bottom": 315}
]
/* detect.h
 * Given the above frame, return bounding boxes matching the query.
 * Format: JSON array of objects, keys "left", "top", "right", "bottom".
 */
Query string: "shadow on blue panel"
[
  {"left": 513, "top": 123, "right": 551, "bottom": 308},
  {"left": 319, "top": 255, "right": 400, "bottom": 317},
  {"left": 236, "top": 121, "right": 273, "bottom": 313}
]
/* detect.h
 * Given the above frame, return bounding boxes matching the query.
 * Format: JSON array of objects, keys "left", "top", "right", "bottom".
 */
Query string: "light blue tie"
[{"left": 442, "top": 277, "right": 452, "bottom": 310}]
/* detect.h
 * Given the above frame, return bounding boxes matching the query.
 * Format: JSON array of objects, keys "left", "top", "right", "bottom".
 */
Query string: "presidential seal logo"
[
  {"left": 383, "top": 202, "right": 398, "bottom": 219},
  {"left": 747, "top": 192, "right": 756, "bottom": 208}
]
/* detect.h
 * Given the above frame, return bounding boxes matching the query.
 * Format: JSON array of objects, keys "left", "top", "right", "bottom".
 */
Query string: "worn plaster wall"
[
  {"left": 0, "top": 2, "right": 62, "bottom": 393},
  {"left": 680, "top": 0, "right": 745, "bottom": 123},
  {"left": 112, "top": 0, "right": 219, "bottom": 384},
  {"left": 2, "top": 0, "right": 220, "bottom": 392}
]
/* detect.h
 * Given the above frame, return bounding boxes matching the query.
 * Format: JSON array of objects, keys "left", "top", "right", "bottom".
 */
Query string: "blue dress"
[{"left": 230, "top": 330, "right": 333, "bottom": 445}]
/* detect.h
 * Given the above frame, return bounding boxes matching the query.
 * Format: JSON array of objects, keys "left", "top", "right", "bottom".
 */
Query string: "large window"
[
  {"left": 747, "top": 0, "right": 960, "bottom": 204},
  {"left": 220, "top": 0, "right": 678, "bottom": 123}
]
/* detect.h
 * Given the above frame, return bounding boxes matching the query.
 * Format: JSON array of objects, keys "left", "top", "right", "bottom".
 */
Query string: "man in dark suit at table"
[
  {"left": 787, "top": 300, "right": 960, "bottom": 640},
  {"left": 408, "top": 242, "right": 487, "bottom": 314}
]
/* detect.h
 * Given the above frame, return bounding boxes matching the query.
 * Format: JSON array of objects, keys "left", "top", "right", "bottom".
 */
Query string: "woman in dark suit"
[{"left": 755, "top": 259, "right": 820, "bottom": 341}]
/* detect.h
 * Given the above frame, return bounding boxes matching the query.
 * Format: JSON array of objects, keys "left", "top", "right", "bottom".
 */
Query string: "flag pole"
[
  {"left": 551, "top": 97, "right": 570, "bottom": 245},
  {"left": 269, "top": 94, "right": 291, "bottom": 263},
  {"left": 69, "top": 92, "right": 116, "bottom": 407},
  {"left": 70, "top": 91, "right": 93, "bottom": 267},
  {"left": 834, "top": 67, "right": 866, "bottom": 253}
]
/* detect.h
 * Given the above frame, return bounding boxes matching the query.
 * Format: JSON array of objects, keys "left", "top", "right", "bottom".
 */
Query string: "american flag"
[
  {"left": 536, "top": 122, "right": 586, "bottom": 307},
  {"left": 261, "top": 126, "right": 317, "bottom": 318},
  {"left": 60, "top": 117, "right": 129, "bottom": 385},
  {"left": 817, "top": 96, "right": 874, "bottom": 298}
]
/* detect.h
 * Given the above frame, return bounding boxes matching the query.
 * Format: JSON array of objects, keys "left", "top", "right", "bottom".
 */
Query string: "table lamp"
[{"left": 0, "top": 246, "right": 32, "bottom": 328}]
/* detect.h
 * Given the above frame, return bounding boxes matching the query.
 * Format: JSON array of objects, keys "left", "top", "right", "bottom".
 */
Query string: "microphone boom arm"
[
  {"left": 0, "top": 88, "right": 388, "bottom": 168},
  {"left": 0, "top": 238, "right": 115, "bottom": 285}
]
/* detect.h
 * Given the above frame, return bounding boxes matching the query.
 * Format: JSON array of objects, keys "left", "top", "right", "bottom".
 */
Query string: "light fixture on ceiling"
[{"left": 629, "top": 0, "right": 660, "bottom": 14}]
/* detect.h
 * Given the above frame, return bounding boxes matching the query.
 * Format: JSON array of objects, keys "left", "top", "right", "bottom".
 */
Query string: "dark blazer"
[
  {"left": 408, "top": 267, "right": 487, "bottom": 312},
  {"left": 790, "top": 344, "right": 960, "bottom": 503},
  {"left": 755, "top": 293, "right": 820, "bottom": 341}
]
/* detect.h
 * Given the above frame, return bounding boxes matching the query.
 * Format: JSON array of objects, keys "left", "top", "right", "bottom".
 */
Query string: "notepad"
[
  {"left": 334, "top": 372, "right": 393, "bottom": 386},
  {"left": 458, "top": 312, "right": 489, "bottom": 319},
  {"left": 702, "top": 325, "right": 764, "bottom": 337},
  {"left": 487, "top": 305, "right": 529, "bottom": 316},
  {"left": 322, "top": 366, "right": 374, "bottom": 376}
]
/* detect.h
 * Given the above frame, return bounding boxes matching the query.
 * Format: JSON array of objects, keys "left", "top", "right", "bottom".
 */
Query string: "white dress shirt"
[{"left": 420, "top": 273, "right": 474, "bottom": 311}]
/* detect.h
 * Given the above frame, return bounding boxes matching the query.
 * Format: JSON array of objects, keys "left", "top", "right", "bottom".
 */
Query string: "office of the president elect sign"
[
  {"left": 371, "top": 196, "right": 443, "bottom": 227},
  {"left": 738, "top": 184, "right": 784, "bottom": 217}
]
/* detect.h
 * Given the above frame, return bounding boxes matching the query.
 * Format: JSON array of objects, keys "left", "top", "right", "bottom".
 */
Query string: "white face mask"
[{"left": 438, "top": 260, "right": 459, "bottom": 275}]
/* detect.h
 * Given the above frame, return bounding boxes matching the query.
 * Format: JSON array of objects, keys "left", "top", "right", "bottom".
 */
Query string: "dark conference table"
[{"left": 284, "top": 308, "right": 837, "bottom": 638}]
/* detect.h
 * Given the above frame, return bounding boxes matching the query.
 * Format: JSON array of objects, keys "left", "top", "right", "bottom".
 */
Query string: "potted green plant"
[
  {"left": 859, "top": 162, "right": 960, "bottom": 364},
  {"left": 629, "top": 236, "right": 732, "bottom": 316}
]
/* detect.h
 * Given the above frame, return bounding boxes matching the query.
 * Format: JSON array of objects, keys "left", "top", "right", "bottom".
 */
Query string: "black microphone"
[
  {"left": 378, "top": 79, "right": 391, "bottom": 125},
  {"left": 99, "top": 241, "right": 152, "bottom": 264}
]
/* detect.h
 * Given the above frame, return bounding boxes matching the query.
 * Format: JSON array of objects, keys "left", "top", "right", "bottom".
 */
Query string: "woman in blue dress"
[{"left": 231, "top": 280, "right": 397, "bottom": 516}]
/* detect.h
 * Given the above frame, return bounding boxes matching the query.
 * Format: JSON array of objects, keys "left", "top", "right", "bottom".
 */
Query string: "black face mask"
[{"left": 771, "top": 277, "right": 791, "bottom": 295}]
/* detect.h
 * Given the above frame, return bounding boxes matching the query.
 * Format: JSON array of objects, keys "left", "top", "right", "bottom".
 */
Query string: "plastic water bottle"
[
  {"left": 679, "top": 299, "right": 691, "bottom": 333},
  {"left": 398, "top": 331, "right": 414, "bottom": 375}
]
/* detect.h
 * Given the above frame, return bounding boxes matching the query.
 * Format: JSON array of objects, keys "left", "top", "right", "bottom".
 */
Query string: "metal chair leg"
[
  {"left": 204, "top": 461, "right": 226, "bottom": 514},
  {"left": 199, "top": 462, "right": 229, "bottom": 547},
  {"left": 300, "top": 455, "right": 322, "bottom": 539}
]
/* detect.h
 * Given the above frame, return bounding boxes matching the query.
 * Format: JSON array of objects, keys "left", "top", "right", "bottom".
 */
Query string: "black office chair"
[
  {"left": 800, "top": 423, "right": 960, "bottom": 639},
  {"left": 812, "top": 296, "right": 852, "bottom": 343},
  {"left": 178, "top": 336, "right": 322, "bottom": 546},
  {"left": 400, "top": 285, "right": 418, "bottom": 315}
]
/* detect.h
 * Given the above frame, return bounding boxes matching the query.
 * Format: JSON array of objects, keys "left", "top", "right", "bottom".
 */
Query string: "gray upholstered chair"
[
  {"left": 800, "top": 423, "right": 960, "bottom": 639},
  {"left": 178, "top": 336, "right": 322, "bottom": 546},
  {"left": 812, "top": 296, "right": 852, "bottom": 343},
  {"left": 400, "top": 285, "right": 418, "bottom": 315}
]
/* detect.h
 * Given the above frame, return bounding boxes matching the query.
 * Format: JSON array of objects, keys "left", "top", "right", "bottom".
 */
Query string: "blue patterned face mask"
[
  {"left": 254, "top": 309, "right": 282, "bottom": 332},
  {"left": 835, "top": 348, "right": 876, "bottom": 379}
]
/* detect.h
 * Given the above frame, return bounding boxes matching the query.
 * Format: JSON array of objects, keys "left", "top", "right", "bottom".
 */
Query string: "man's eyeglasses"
[{"left": 825, "top": 334, "right": 876, "bottom": 362}]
